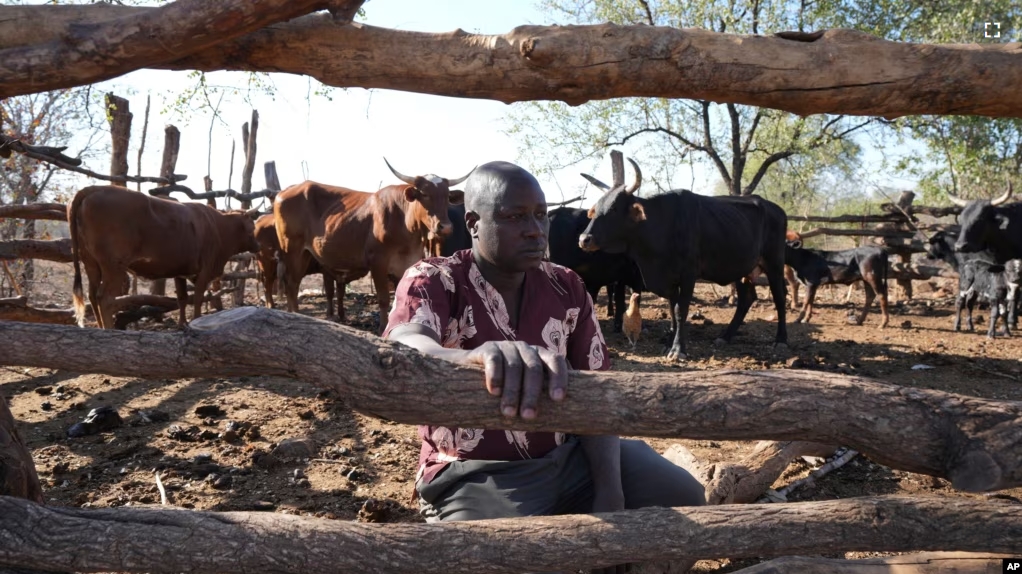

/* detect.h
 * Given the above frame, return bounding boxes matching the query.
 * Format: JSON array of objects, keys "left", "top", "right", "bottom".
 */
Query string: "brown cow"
[
  {"left": 253, "top": 213, "right": 340, "bottom": 319},
  {"left": 68, "top": 185, "right": 259, "bottom": 329},
  {"left": 274, "top": 159, "right": 471, "bottom": 334}
]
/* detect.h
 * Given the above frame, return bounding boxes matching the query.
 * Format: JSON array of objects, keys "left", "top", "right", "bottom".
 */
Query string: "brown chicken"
[{"left": 622, "top": 292, "right": 643, "bottom": 349}]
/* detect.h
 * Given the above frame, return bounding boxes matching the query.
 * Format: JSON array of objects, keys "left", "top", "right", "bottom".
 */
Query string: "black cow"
[
  {"left": 784, "top": 240, "right": 890, "bottom": 328},
  {"left": 926, "top": 230, "right": 1018, "bottom": 335},
  {"left": 950, "top": 183, "right": 1022, "bottom": 263},
  {"left": 578, "top": 159, "right": 788, "bottom": 361},
  {"left": 548, "top": 206, "right": 645, "bottom": 332},
  {"left": 439, "top": 203, "right": 471, "bottom": 257}
]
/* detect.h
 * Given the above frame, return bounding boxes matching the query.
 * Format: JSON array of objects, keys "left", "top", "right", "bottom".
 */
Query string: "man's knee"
[{"left": 620, "top": 439, "right": 707, "bottom": 509}]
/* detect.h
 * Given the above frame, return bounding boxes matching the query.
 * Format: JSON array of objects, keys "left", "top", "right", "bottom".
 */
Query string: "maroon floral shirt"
[{"left": 383, "top": 249, "right": 610, "bottom": 486}]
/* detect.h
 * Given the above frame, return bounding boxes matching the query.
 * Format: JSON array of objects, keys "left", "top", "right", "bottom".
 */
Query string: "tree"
[
  {"left": 0, "top": 88, "right": 102, "bottom": 296},
  {"left": 507, "top": 0, "right": 878, "bottom": 197}
]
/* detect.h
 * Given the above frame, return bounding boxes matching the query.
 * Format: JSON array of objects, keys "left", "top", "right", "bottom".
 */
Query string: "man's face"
[{"left": 470, "top": 182, "right": 549, "bottom": 273}]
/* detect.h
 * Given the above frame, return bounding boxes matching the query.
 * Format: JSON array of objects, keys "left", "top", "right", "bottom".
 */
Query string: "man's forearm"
[
  {"left": 579, "top": 434, "right": 623, "bottom": 498},
  {"left": 388, "top": 330, "right": 467, "bottom": 363}
]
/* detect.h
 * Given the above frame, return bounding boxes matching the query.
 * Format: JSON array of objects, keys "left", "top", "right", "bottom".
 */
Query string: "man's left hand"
[{"left": 590, "top": 492, "right": 630, "bottom": 574}]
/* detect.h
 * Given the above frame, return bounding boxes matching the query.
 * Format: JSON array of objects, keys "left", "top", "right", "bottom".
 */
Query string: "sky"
[{"left": 57, "top": 0, "right": 921, "bottom": 210}]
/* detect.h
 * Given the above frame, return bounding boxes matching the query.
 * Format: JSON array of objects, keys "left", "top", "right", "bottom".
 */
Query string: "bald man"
[{"left": 385, "top": 161, "right": 704, "bottom": 574}]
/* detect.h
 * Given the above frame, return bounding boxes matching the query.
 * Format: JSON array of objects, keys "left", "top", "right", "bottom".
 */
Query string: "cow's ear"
[
  {"left": 449, "top": 189, "right": 464, "bottom": 205},
  {"left": 630, "top": 202, "right": 646, "bottom": 222},
  {"left": 996, "top": 213, "right": 1010, "bottom": 230},
  {"left": 403, "top": 185, "right": 420, "bottom": 203}
]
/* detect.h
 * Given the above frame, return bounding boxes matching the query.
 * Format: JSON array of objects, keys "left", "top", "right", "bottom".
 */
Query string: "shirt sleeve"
[
  {"left": 566, "top": 273, "right": 611, "bottom": 372},
  {"left": 383, "top": 260, "right": 453, "bottom": 342}
]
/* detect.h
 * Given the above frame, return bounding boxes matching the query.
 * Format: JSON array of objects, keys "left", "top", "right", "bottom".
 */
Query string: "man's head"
[{"left": 464, "top": 161, "right": 548, "bottom": 273}]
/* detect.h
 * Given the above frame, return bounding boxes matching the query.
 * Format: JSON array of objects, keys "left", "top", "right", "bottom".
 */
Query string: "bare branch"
[
  {"left": 742, "top": 150, "right": 795, "bottom": 195},
  {"left": 701, "top": 101, "right": 732, "bottom": 190}
]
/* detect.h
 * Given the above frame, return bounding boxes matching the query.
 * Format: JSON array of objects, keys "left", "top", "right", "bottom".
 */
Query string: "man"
[{"left": 385, "top": 161, "right": 705, "bottom": 573}]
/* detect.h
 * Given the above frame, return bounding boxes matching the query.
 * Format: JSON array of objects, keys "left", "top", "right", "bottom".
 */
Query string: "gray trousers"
[{"left": 417, "top": 437, "right": 706, "bottom": 522}]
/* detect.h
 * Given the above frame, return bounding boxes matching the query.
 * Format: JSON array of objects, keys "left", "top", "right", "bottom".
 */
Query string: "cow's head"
[
  {"left": 577, "top": 158, "right": 643, "bottom": 254},
  {"left": 220, "top": 208, "right": 261, "bottom": 253},
  {"left": 949, "top": 183, "right": 1012, "bottom": 253},
  {"left": 924, "top": 230, "right": 956, "bottom": 263},
  {"left": 385, "top": 158, "right": 470, "bottom": 237}
]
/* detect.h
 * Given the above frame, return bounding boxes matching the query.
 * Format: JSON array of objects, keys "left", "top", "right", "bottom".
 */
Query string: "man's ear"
[
  {"left": 630, "top": 202, "right": 646, "bottom": 222},
  {"left": 403, "top": 185, "right": 420, "bottom": 203},
  {"left": 449, "top": 189, "right": 464, "bottom": 205},
  {"left": 996, "top": 213, "right": 1010, "bottom": 230},
  {"left": 465, "top": 211, "right": 481, "bottom": 237}
]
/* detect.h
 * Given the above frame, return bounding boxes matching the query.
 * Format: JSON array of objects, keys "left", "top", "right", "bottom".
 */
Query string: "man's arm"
[
  {"left": 579, "top": 434, "right": 624, "bottom": 508},
  {"left": 388, "top": 323, "right": 568, "bottom": 419}
]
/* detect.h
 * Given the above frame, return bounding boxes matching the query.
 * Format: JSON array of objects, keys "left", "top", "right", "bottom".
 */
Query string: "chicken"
[{"left": 622, "top": 292, "right": 642, "bottom": 349}]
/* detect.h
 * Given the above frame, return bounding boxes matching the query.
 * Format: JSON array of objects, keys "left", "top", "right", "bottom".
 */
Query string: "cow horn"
[
  {"left": 991, "top": 181, "right": 1013, "bottom": 206},
  {"left": 383, "top": 157, "right": 416, "bottom": 186},
  {"left": 243, "top": 207, "right": 261, "bottom": 219},
  {"left": 625, "top": 158, "right": 642, "bottom": 194},
  {"left": 580, "top": 173, "right": 612, "bottom": 191},
  {"left": 446, "top": 166, "right": 476, "bottom": 187},
  {"left": 946, "top": 192, "right": 970, "bottom": 207}
]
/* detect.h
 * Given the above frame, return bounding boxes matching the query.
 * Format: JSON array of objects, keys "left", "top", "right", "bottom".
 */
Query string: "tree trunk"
[
  {"left": 231, "top": 111, "right": 259, "bottom": 307},
  {"left": 105, "top": 93, "right": 131, "bottom": 187},
  {"left": 0, "top": 307, "right": 1019, "bottom": 492},
  {"left": 0, "top": 496, "right": 1019, "bottom": 574},
  {"left": 0, "top": 1, "right": 363, "bottom": 100},
  {"left": 731, "top": 552, "right": 1013, "bottom": 573},
  {"left": 0, "top": 239, "right": 71, "bottom": 263},
  {"left": 149, "top": 125, "right": 181, "bottom": 298},
  {"left": 0, "top": 203, "right": 65, "bottom": 221},
  {"left": 0, "top": 8, "right": 1019, "bottom": 118},
  {"left": 663, "top": 441, "right": 836, "bottom": 505},
  {"left": 0, "top": 401, "right": 43, "bottom": 504}
]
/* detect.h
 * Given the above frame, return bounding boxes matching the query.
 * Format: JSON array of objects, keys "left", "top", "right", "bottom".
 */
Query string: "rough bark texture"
[
  {"left": 0, "top": 496, "right": 1018, "bottom": 574},
  {"left": 0, "top": 203, "right": 66, "bottom": 221},
  {"left": 231, "top": 111, "right": 259, "bottom": 306},
  {"left": 664, "top": 442, "right": 836, "bottom": 505},
  {"left": 0, "top": 239, "right": 71, "bottom": 263},
  {"left": 0, "top": 307, "right": 1019, "bottom": 492},
  {"left": 0, "top": 0, "right": 359, "bottom": 98},
  {"left": 105, "top": 94, "right": 131, "bottom": 187},
  {"left": 731, "top": 552, "right": 1012, "bottom": 573},
  {"left": 0, "top": 400, "right": 42, "bottom": 504},
  {"left": 0, "top": 7, "right": 1020, "bottom": 117}
]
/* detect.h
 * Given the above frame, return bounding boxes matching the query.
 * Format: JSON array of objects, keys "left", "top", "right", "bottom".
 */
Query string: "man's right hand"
[{"left": 461, "top": 341, "right": 568, "bottom": 420}]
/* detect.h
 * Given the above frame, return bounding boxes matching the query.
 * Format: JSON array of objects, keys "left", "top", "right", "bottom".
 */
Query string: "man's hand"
[{"left": 462, "top": 340, "right": 568, "bottom": 419}]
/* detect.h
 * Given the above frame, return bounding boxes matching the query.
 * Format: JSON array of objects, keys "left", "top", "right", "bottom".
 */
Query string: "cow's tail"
[
  {"left": 275, "top": 256, "right": 286, "bottom": 297},
  {"left": 68, "top": 187, "right": 92, "bottom": 327}
]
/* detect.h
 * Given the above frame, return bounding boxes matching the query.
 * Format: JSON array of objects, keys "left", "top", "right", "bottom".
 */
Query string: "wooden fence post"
[
  {"left": 231, "top": 110, "right": 259, "bottom": 308},
  {"left": 105, "top": 93, "right": 131, "bottom": 188},
  {"left": 148, "top": 125, "right": 181, "bottom": 298}
]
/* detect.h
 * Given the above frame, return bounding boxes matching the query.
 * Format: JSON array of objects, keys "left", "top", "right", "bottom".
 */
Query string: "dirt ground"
[{"left": 4, "top": 261, "right": 1022, "bottom": 573}]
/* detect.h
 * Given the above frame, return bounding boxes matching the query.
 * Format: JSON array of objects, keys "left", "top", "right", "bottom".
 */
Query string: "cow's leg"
[
  {"left": 799, "top": 284, "right": 820, "bottom": 324},
  {"left": 717, "top": 278, "right": 753, "bottom": 345},
  {"left": 261, "top": 263, "right": 276, "bottom": 309},
  {"left": 323, "top": 272, "right": 336, "bottom": 320},
  {"left": 965, "top": 292, "right": 977, "bottom": 331},
  {"left": 763, "top": 266, "right": 788, "bottom": 347},
  {"left": 280, "top": 250, "right": 312, "bottom": 314},
  {"left": 666, "top": 278, "right": 696, "bottom": 361},
  {"left": 336, "top": 280, "right": 348, "bottom": 323},
  {"left": 174, "top": 277, "right": 189, "bottom": 326},
  {"left": 612, "top": 282, "right": 627, "bottom": 333},
  {"left": 987, "top": 299, "right": 1001, "bottom": 339},
  {"left": 784, "top": 266, "right": 799, "bottom": 310},
  {"left": 370, "top": 268, "right": 391, "bottom": 335},
  {"left": 191, "top": 271, "right": 215, "bottom": 324},
  {"left": 953, "top": 291, "right": 965, "bottom": 331},
  {"left": 95, "top": 262, "right": 128, "bottom": 330},
  {"left": 856, "top": 282, "right": 876, "bottom": 326},
  {"left": 82, "top": 257, "right": 102, "bottom": 328}
]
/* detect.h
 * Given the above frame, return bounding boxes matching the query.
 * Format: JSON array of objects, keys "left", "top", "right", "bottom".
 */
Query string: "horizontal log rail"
[
  {"left": 0, "top": 239, "right": 71, "bottom": 262},
  {"left": 0, "top": 307, "right": 1019, "bottom": 492},
  {"left": 0, "top": 496, "right": 1018, "bottom": 574},
  {"left": 731, "top": 552, "right": 1014, "bottom": 574},
  {"left": 148, "top": 184, "right": 278, "bottom": 203},
  {"left": 0, "top": 203, "right": 67, "bottom": 221}
]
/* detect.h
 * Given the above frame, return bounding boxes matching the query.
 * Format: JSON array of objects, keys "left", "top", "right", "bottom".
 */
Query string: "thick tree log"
[
  {"left": 731, "top": 552, "right": 1012, "bottom": 573},
  {"left": 0, "top": 239, "right": 71, "bottom": 263},
  {"left": 0, "top": 496, "right": 1019, "bottom": 574},
  {"left": 0, "top": 401, "right": 43, "bottom": 504},
  {"left": 106, "top": 93, "right": 131, "bottom": 187},
  {"left": 664, "top": 442, "right": 836, "bottom": 505},
  {"left": 0, "top": 203, "right": 66, "bottom": 221},
  {"left": 0, "top": 307, "right": 1019, "bottom": 492},
  {"left": 0, "top": 0, "right": 361, "bottom": 98},
  {"left": 0, "top": 8, "right": 1020, "bottom": 118},
  {"left": 881, "top": 203, "right": 961, "bottom": 218},
  {"left": 0, "top": 306, "right": 75, "bottom": 325}
]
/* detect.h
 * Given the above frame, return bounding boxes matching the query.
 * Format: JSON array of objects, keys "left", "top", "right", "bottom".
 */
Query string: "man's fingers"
[
  {"left": 499, "top": 342, "right": 524, "bottom": 417},
  {"left": 541, "top": 350, "right": 569, "bottom": 402},
  {"left": 482, "top": 346, "right": 504, "bottom": 397},
  {"left": 518, "top": 343, "right": 545, "bottom": 419}
]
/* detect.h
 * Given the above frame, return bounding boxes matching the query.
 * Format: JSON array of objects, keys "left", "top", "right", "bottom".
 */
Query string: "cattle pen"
[{"left": 2, "top": 1, "right": 1022, "bottom": 572}]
